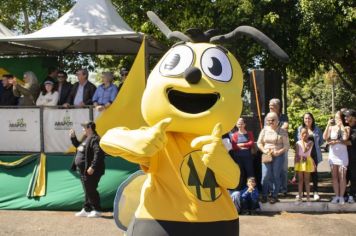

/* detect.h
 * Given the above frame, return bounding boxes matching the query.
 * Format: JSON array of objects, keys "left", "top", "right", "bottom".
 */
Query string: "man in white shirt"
[{"left": 63, "top": 69, "right": 96, "bottom": 108}]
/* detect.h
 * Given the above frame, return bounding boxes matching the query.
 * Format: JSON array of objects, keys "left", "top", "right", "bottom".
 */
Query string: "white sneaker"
[
  {"left": 313, "top": 193, "right": 320, "bottom": 201},
  {"left": 87, "top": 210, "right": 102, "bottom": 218},
  {"left": 295, "top": 195, "right": 302, "bottom": 205},
  {"left": 75, "top": 209, "right": 90, "bottom": 217},
  {"left": 331, "top": 196, "right": 339, "bottom": 204},
  {"left": 348, "top": 196, "right": 355, "bottom": 204},
  {"left": 339, "top": 197, "right": 345, "bottom": 205}
]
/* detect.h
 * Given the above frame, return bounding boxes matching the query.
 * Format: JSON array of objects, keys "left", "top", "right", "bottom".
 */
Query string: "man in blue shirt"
[{"left": 92, "top": 72, "right": 118, "bottom": 111}]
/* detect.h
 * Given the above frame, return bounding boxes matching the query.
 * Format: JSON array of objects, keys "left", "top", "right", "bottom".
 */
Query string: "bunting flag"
[
  {"left": 33, "top": 153, "right": 47, "bottom": 197},
  {"left": 26, "top": 153, "right": 47, "bottom": 198},
  {"left": 95, "top": 37, "right": 148, "bottom": 136},
  {"left": 0, "top": 67, "right": 9, "bottom": 77},
  {"left": 0, "top": 153, "right": 47, "bottom": 198},
  {"left": 0, "top": 154, "right": 38, "bottom": 168}
]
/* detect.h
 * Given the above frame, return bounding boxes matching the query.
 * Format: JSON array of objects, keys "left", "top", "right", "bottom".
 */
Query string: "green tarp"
[
  {"left": 0, "top": 57, "right": 58, "bottom": 82},
  {"left": 0, "top": 154, "right": 139, "bottom": 210}
]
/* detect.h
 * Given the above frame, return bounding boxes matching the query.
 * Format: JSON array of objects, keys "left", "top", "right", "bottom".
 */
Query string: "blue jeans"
[
  {"left": 280, "top": 152, "right": 288, "bottom": 193},
  {"left": 261, "top": 154, "right": 284, "bottom": 198},
  {"left": 233, "top": 150, "right": 254, "bottom": 189},
  {"left": 230, "top": 191, "right": 241, "bottom": 212}
]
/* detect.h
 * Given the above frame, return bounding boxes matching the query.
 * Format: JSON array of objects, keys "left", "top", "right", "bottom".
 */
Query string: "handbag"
[
  {"left": 261, "top": 128, "right": 280, "bottom": 164},
  {"left": 261, "top": 152, "right": 273, "bottom": 163}
]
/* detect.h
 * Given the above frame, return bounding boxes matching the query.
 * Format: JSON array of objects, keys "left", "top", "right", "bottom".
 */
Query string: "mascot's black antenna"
[
  {"left": 184, "top": 28, "right": 220, "bottom": 43},
  {"left": 147, "top": 11, "right": 192, "bottom": 42},
  {"left": 211, "top": 26, "right": 289, "bottom": 62},
  {"left": 147, "top": 11, "right": 289, "bottom": 62}
]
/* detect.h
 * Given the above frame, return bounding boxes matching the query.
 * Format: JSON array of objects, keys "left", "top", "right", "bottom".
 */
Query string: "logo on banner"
[
  {"left": 8, "top": 118, "right": 27, "bottom": 131},
  {"left": 55, "top": 115, "right": 73, "bottom": 130}
]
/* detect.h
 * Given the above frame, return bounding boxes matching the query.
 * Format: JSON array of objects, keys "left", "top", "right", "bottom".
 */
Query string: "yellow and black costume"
[{"left": 100, "top": 11, "right": 289, "bottom": 236}]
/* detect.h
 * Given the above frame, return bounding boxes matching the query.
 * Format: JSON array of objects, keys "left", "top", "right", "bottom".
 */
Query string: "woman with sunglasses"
[{"left": 257, "top": 112, "right": 290, "bottom": 204}]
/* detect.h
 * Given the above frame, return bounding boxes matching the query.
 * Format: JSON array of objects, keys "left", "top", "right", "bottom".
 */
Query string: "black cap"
[
  {"left": 81, "top": 121, "right": 96, "bottom": 130},
  {"left": 345, "top": 109, "right": 356, "bottom": 117}
]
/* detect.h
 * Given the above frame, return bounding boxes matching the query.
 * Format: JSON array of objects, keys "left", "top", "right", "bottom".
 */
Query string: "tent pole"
[{"left": 144, "top": 36, "right": 149, "bottom": 83}]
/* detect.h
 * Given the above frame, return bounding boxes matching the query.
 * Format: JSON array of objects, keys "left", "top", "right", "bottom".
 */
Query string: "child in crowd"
[
  {"left": 295, "top": 128, "right": 315, "bottom": 204},
  {"left": 36, "top": 80, "right": 59, "bottom": 106},
  {"left": 239, "top": 177, "right": 260, "bottom": 214}
]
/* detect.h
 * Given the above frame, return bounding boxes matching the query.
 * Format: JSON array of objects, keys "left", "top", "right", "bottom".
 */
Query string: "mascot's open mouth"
[{"left": 167, "top": 88, "right": 220, "bottom": 114}]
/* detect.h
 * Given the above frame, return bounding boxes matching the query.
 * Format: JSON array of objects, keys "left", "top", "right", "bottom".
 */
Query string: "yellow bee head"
[
  {"left": 142, "top": 12, "right": 289, "bottom": 135},
  {"left": 142, "top": 42, "right": 242, "bottom": 135}
]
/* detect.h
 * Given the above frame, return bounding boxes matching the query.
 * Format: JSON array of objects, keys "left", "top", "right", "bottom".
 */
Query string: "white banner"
[
  {"left": 43, "top": 108, "right": 90, "bottom": 153},
  {"left": 0, "top": 108, "right": 41, "bottom": 152}
]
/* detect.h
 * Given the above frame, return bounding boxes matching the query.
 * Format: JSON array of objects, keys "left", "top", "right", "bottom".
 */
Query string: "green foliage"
[
  {"left": 286, "top": 68, "right": 355, "bottom": 145},
  {"left": 287, "top": 69, "right": 356, "bottom": 113},
  {"left": 296, "top": 0, "right": 355, "bottom": 93},
  {"left": 0, "top": 0, "right": 354, "bottom": 98},
  {"left": 0, "top": 0, "right": 74, "bottom": 33}
]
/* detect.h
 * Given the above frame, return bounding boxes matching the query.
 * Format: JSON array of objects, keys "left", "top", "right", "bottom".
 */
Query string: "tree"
[
  {"left": 295, "top": 0, "right": 355, "bottom": 93},
  {"left": 0, "top": 0, "right": 74, "bottom": 33},
  {"left": 0, "top": 0, "right": 354, "bottom": 97}
]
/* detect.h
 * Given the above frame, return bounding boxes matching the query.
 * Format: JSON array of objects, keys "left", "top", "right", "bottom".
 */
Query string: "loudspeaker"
[{"left": 250, "top": 69, "right": 282, "bottom": 115}]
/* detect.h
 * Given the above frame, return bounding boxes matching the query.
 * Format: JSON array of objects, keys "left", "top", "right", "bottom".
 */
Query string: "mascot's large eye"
[
  {"left": 159, "top": 45, "right": 194, "bottom": 76},
  {"left": 201, "top": 47, "right": 232, "bottom": 82}
]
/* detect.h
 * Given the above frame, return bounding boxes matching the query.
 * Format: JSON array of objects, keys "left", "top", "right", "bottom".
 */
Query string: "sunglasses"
[{"left": 267, "top": 119, "right": 275, "bottom": 123}]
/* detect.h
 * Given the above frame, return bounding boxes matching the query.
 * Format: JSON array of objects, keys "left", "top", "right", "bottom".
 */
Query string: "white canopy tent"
[
  {"left": 0, "top": 23, "right": 15, "bottom": 37},
  {"left": 0, "top": 0, "right": 164, "bottom": 55},
  {"left": 0, "top": 22, "right": 43, "bottom": 55}
]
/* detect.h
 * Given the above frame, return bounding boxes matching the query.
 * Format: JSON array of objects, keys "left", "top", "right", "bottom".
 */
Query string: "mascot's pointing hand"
[
  {"left": 191, "top": 123, "right": 224, "bottom": 166},
  {"left": 144, "top": 117, "right": 172, "bottom": 153},
  {"left": 100, "top": 118, "right": 172, "bottom": 157}
]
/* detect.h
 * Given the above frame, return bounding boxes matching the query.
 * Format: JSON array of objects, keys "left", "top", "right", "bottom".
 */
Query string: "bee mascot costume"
[{"left": 100, "top": 11, "right": 288, "bottom": 236}]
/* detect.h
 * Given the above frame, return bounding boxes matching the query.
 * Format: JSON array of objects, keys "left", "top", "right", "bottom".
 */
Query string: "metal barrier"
[{"left": 0, "top": 106, "right": 98, "bottom": 154}]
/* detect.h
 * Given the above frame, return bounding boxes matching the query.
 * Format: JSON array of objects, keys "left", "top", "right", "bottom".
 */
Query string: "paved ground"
[
  {"left": 1, "top": 151, "right": 340, "bottom": 236},
  {"left": 1, "top": 210, "right": 356, "bottom": 236}
]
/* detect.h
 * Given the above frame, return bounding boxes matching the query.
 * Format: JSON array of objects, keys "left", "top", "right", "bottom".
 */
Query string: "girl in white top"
[
  {"left": 36, "top": 80, "right": 59, "bottom": 106},
  {"left": 323, "top": 111, "right": 349, "bottom": 204}
]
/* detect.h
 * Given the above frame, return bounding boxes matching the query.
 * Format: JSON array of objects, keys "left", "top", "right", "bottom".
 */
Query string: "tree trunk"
[{"left": 22, "top": 5, "right": 30, "bottom": 34}]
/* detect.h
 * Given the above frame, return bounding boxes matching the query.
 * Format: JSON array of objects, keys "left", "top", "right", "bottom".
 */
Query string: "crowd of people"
[
  {"left": 0, "top": 67, "right": 129, "bottom": 110},
  {"left": 2, "top": 68, "right": 355, "bottom": 217},
  {"left": 224, "top": 98, "right": 356, "bottom": 214},
  {"left": 0, "top": 67, "right": 130, "bottom": 218}
]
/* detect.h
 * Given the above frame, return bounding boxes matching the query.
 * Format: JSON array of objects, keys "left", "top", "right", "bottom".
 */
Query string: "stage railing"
[{"left": 0, "top": 106, "right": 102, "bottom": 154}]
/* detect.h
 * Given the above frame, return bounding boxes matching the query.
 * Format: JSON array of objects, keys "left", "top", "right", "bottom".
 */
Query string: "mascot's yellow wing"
[
  {"left": 66, "top": 38, "right": 147, "bottom": 154},
  {"left": 95, "top": 37, "right": 148, "bottom": 136}
]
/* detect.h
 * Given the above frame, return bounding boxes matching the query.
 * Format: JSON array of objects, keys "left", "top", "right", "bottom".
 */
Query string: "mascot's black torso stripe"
[{"left": 126, "top": 218, "right": 239, "bottom": 236}]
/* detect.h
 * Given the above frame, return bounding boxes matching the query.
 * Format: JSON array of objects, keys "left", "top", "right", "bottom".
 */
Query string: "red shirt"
[{"left": 231, "top": 131, "right": 254, "bottom": 150}]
